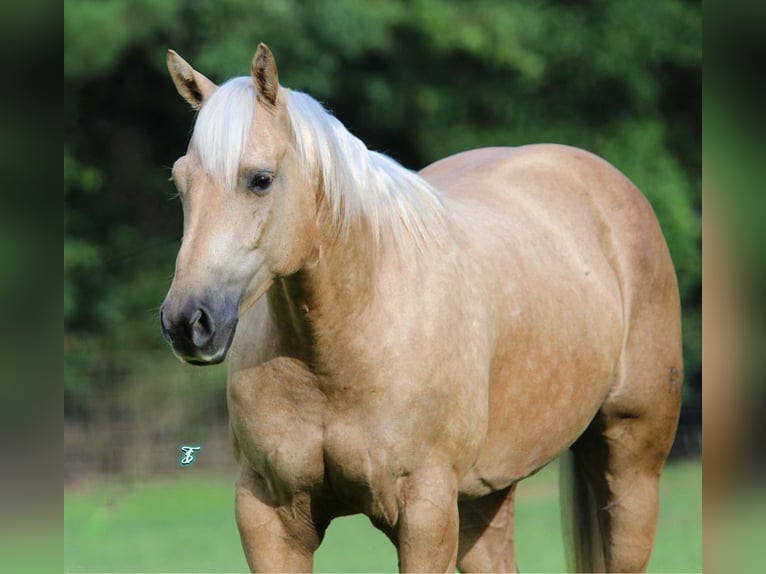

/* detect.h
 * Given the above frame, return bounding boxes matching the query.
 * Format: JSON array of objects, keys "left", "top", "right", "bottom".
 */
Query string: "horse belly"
[
  {"left": 459, "top": 272, "right": 622, "bottom": 497},
  {"left": 456, "top": 223, "right": 622, "bottom": 497}
]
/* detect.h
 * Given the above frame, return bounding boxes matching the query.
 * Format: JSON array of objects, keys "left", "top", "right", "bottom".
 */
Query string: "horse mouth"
[{"left": 183, "top": 348, "right": 229, "bottom": 366}]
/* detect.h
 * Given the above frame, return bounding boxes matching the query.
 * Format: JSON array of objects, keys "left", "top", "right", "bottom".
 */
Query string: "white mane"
[{"left": 191, "top": 76, "right": 446, "bottom": 250}]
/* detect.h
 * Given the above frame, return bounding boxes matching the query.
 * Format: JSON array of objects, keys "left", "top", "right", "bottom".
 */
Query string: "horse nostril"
[
  {"left": 190, "top": 307, "right": 215, "bottom": 348},
  {"left": 159, "top": 308, "right": 172, "bottom": 339}
]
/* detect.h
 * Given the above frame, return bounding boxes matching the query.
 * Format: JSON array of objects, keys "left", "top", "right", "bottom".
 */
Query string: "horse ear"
[
  {"left": 251, "top": 43, "right": 279, "bottom": 108},
  {"left": 166, "top": 49, "right": 217, "bottom": 110}
]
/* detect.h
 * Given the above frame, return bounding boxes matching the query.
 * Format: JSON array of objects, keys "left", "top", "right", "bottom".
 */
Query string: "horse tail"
[{"left": 559, "top": 449, "right": 607, "bottom": 573}]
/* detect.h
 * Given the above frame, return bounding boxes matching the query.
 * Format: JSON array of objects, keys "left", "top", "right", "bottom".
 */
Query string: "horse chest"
[
  {"left": 320, "top": 412, "right": 407, "bottom": 523},
  {"left": 229, "top": 365, "right": 421, "bottom": 521}
]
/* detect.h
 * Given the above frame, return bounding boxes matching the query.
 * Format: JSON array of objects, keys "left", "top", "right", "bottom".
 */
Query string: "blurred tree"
[{"left": 64, "top": 0, "right": 701, "bottom": 411}]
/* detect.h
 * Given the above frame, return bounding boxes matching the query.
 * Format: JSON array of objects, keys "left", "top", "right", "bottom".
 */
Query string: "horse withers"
[{"left": 159, "top": 44, "right": 682, "bottom": 573}]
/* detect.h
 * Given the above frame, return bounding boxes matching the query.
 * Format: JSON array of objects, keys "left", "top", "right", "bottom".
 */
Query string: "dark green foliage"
[{"left": 64, "top": 0, "right": 701, "bottom": 408}]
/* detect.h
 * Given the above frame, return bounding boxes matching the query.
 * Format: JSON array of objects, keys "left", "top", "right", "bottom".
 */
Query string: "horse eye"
[{"left": 247, "top": 172, "right": 273, "bottom": 195}]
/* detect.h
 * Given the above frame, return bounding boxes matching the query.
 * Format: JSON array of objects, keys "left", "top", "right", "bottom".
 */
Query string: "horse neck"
[
  {"left": 269, "top": 172, "right": 447, "bottom": 366},
  {"left": 268, "top": 98, "right": 450, "bottom": 359},
  {"left": 264, "top": 227, "right": 375, "bottom": 370}
]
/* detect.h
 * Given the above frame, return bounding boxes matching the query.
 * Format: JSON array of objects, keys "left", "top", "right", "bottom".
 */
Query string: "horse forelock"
[{"left": 191, "top": 77, "right": 256, "bottom": 192}]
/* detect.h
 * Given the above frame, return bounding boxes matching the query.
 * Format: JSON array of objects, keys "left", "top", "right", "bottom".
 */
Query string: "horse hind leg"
[
  {"left": 562, "top": 412, "right": 678, "bottom": 573},
  {"left": 561, "top": 307, "right": 683, "bottom": 573},
  {"left": 457, "top": 485, "right": 518, "bottom": 573}
]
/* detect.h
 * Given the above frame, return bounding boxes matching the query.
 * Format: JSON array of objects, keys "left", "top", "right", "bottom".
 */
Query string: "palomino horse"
[{"left": 160, "top": 44, "right": 682, "bottom": 573}]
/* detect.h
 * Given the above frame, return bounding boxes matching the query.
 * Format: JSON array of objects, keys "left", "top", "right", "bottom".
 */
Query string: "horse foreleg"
[
  {"left": 394, "top": 467, "right": 460, "bottom": 573},
  {"left": 235, "top": 464, "right": 319, "bottom": 573},
  {"left": 457, "top": 485, "right": 518, "bottom": 573}
]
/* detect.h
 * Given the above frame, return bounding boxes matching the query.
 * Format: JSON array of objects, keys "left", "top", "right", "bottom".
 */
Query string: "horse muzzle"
[{"left": 160, "top": 294, "right": 238, "bottom": 365}]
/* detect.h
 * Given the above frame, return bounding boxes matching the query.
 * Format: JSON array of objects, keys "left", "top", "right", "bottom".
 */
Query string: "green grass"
[{"left": 65, "top": 459, "right": 700, "bottom": 573}]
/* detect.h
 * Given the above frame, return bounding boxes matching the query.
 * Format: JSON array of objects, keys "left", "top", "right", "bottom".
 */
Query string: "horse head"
[{"left": 160, "top": 44, "right": 318, "bottom": 364}]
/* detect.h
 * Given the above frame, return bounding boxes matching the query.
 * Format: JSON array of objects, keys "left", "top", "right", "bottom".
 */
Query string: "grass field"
[{"left": 64, "top": 458, "right": 701, "bottom": 573}]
